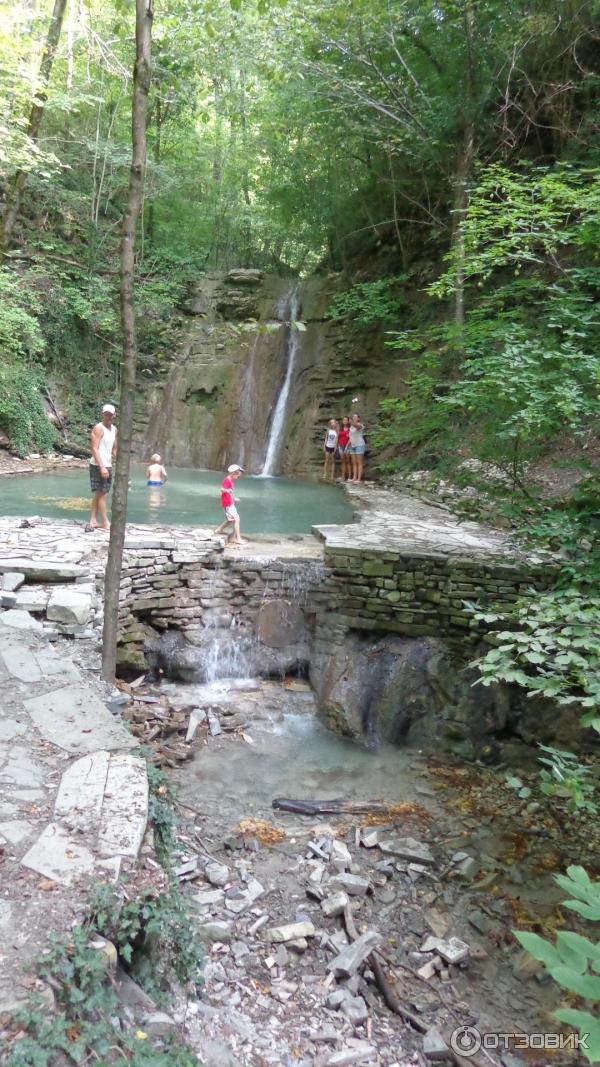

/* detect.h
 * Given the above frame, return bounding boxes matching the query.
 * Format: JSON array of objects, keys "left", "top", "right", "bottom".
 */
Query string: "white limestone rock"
[{"left": 47, "top": 587, "right": 92, "bottom": 625}]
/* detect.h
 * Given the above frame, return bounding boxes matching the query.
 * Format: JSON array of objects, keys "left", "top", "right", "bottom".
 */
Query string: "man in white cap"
[
  {"left": 88, "top": 403, "right": 117, "bottom": 530},
  {"left": 215, "top": 464, "right": 244, "bottom": 545}
]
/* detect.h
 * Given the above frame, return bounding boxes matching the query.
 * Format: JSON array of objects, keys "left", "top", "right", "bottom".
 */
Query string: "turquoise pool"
[{"left": 0, "top": 465, "right": 354, "bottom": 535}]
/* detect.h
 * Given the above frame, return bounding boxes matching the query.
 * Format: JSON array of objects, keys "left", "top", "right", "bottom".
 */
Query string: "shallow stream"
[{"left": 168, "top": 679, "right": 433, "bottom": 819}]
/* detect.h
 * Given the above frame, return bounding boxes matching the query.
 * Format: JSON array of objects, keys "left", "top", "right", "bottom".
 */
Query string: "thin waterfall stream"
[{"left": 260, "top": 286, "right": 301, "bottom": 477}]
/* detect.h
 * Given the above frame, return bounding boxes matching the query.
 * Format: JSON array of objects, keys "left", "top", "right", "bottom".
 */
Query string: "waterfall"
[{"left": 260, "top": 287, "right": 300, "bottom": 477}]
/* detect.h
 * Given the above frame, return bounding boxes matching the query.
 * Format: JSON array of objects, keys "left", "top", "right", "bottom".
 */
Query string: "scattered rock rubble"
[
  {"left": 0, "top": 515, "right": 582, "bottom": 1066},
  {"left": 156, "top": 786, "right": 563, "bottom": 1067}
]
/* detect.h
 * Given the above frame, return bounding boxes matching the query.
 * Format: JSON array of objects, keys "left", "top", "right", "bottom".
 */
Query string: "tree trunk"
[
  {"left": 0, "top": 0, "right": 68, "bottom": 252},
  {"left": 452, "top": 0, "right": 476, "bottom": 344},
  {"left": 102, "top": 0, "right": 153, "bottom": 683},
  {"left": 146, "top": 97, "right": 161, "bottom": 244},
  {"left": 452, "top": 121, "right": 474, "bottom": 337}
]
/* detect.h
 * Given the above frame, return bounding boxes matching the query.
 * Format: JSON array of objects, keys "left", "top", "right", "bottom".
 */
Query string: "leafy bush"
[
  {"left": 537, "top": 744, "right": 597, "bottom": 814},
  {"left": 329, "top": 276, "right": 409, "bottom": 328},
  {"left": 471, "top": 587, "right": 600, "bottom": 732},
  {"left": 515, "top": 865, "right": 600, "bottom": 1063},
  {"left": 0, "top": 268, "right": 45, "bottom": 362},
  {"left": 377, "top": 164, "right": 600, "bottom": 474},
  {"left": 439, "top": 337, "right": 599, "bottom": 476},
  {"left": 7, "top": 926, "right": 199, "bottom": 1067},
  {"left": 0, "top": 361, "right": 56, "bottom": 455}
]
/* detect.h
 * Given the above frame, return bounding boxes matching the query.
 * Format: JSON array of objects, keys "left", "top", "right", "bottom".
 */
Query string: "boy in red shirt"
[{"left": 215, "top": 464, "right": 244, "bottom": 544}]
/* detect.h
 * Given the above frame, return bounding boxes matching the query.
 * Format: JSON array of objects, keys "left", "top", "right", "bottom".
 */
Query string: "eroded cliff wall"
[{"left": 133, "top": 269, "right": 407, "bottom": 476}]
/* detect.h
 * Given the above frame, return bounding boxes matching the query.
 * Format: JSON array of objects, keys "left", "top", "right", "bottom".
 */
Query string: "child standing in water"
[
  {"left": 215, "top": 464, "right": 245, "bottom": 545},
  {"left": 322, "top": 419, "right": 338, "bottom": 481},
  {"left": 146, "top": 454, "right": 167, "bottom": 486}
]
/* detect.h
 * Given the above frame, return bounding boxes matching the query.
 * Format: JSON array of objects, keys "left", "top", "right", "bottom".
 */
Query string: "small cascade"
[
  {"left": 260, "top": 287, "right": 301, "bottom": 477},
  {"left": 195, "top": 625, "right": 255, "bottom": 685}
]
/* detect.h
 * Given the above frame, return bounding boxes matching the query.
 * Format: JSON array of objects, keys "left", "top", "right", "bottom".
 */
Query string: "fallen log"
[{"left": 273, "top": 797, "right": 397, "bottom": 816}]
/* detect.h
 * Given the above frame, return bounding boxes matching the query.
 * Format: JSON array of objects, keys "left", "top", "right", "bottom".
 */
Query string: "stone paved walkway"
[
  {"left": 0, "top": 618, "right": 147, "bottom": 1016},
  {"left": 314, "top": 484, "right": 529, "bottom": 560}
]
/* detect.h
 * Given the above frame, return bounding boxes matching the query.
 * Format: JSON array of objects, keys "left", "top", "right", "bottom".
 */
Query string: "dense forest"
[
  {"left": 1, "top": 1, "right": 600, "bottom": 1059},
  {"left": 1, "top": 0, "right": 598, "bottom": 456},
  {"left": 1, "top": 3, "right": 599, "bottom": 695}
]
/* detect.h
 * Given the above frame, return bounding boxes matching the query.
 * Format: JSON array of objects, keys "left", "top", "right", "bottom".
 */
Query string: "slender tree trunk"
[
  {"left": 0, "top": 0, "right": 68, "bottom": 252},
  {"left": 452, "top": 0, "right": 476, "bottom": 344},
  {"left": 147, "top": 98, "right": 161, "bottom": 244},
  {"left": 66, "top": 0, "right": 75, "bottom": 90},
  {"left": 452, "top": 121, "right": 474, "bottom": 335},
  {"left": 102, "top": 0, "right": 153, "bottom": 682}
]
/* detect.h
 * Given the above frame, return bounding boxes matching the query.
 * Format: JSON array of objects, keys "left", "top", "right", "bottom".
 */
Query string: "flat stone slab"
[
  {"left": 0, "top": 718, "right": 26, "bottom": 743},
  {"left": 313, "top": 486, "right": 524, "bottom": 562},
  {"left": 2, "top": 572, "right": 25, "bottom": 592},
  {"left": 0, "top": 819, "right": 36, "bottom": 844},
  {"left": 14, "top": 587, "right": 51, "bottom": 613},
  {"left": 21, "top": 822, "right": 95, "bottom": 885},
  {"left": 0, "top": 634, "right": 42, "bottom": 682},
  {"left": 0, "top": 744, "right": 46, "bottom": 789},
  {"left": 34, "top": 644, "right": 80, "bottom": 681},
  {"left": 0, "top": 558, "right": 89, "bottom": 581},
  {"left": 0, "top": 609, "right": 43, "bottom": 632},
  {"left": 97, "top": 752, "right": 148, "bottom": 859},
  {"left": 54, "top": 751, "right": 110, "bottom": 832},
  {"left": 24, "top": 683, "right": 137, "bottom": 753},
  {"left": 47, "top": 587, "right": 93, "bottom": 625}
]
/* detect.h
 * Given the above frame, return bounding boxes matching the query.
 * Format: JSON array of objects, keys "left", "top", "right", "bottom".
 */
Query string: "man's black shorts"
[{"left": 89, "top": 464, "right": 112, "bottom": 494}]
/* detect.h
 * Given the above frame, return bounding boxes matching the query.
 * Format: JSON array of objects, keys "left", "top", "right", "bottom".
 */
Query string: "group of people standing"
[{"left": 323, "top": 413, "right": 366, "bottom": 483}]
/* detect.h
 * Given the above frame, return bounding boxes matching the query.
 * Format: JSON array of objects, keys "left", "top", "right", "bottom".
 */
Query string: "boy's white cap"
[
  {"left": 102, "top": 403, "right": 116, "bottom": 415},
  {"left": 227, "top": 463, "right": 244, "bottom": 473}
]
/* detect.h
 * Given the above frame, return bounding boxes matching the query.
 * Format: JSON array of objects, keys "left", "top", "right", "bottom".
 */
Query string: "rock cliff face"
[{"left": 133, "top": 269, "right": 407, "bottom": 476}]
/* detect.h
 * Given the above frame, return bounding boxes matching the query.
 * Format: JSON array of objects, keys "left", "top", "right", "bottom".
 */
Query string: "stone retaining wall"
[
  {"left": 312, "top": 545, "right": 556, "bottom": 650},
  {"left": 117, "top": 539, "right": 326, "bottom": 671},
  {"left": 116, "top": 535, "right": 555, "bottom": 673}
]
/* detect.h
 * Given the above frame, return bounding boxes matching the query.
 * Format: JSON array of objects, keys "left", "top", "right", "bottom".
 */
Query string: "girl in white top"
[
  {"left": 348, "top": 413, "right": 365, "bottom": 483},
  {"left": 322, "top": 419, "right": 339, "bottom": 481}
]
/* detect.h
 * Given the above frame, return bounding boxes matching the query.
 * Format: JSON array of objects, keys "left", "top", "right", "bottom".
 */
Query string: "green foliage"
[
  {"left": 7, "top": 757, "right": 203, "bottom": 1065},
  {"left": 430, "top": 164, "right": 600, "bottom": 293},
  {"left": 439, "top": 337, "right": 599, "bottom": 473},
  {"left": 537, "top": 745, "right": 597, "bottom": 814},
  {"left": 470, "top": 587, "right": 600, "bottom": 729},
  {"left": 374, "top": 348, "right": 450, "bottom": 462},
  {"left": 93, "top": 882, "right": 204, "bottom": 996},
  {"left": 7, "top": 926, "right": 200, "bottom": 1065},
  {"left": 515, "top": 866, "right": 600, "bottom": 1063},
  {"left": 0, "top": 362, "right": 57, "bottom": 456},
  {"left": 329, "top": 276, "right": 408, "bottom": 328},
  {"left": 504, "top": 774, "right": 531, "bottom": 800},
  {"left": 378, "top": 165, "right": 600, "bottom": 473},
  {"left": 0, "top": 268, "right": 44, "bottom": 361},
  {"left": 146, "top": 758, "right": 178, "bottom": 866}
]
